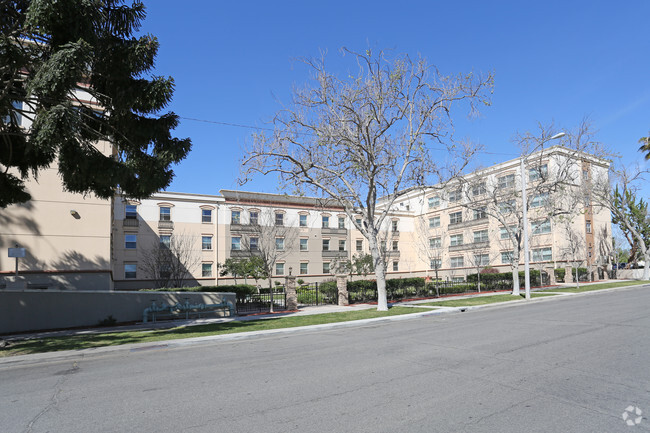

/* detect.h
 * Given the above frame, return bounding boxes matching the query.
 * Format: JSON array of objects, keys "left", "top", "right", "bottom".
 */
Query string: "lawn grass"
[
  {"left": 418, "top": 292, "right": 556, "bottom": 307},
  {"left": 540, "top": 280, "right": 646, "bottom": 293},
  {"left": 0, "top": 306, "right": 427, "bottom": 358}
]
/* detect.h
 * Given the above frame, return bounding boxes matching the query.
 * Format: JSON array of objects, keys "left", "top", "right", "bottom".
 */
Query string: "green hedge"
[
  {"left": 140, "top": 284, "right": 257, "bottom": 299},
  {"left": 466, "top": 270, "right": 542, "bottom": 288}
]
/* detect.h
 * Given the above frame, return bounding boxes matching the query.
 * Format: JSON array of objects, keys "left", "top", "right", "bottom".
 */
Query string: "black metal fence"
[
  {"left": 296, "top": 283, "right": 337, "bottom": 306},
  {"left": 236, "top": 290, "right": 287, "bottom": 315}
]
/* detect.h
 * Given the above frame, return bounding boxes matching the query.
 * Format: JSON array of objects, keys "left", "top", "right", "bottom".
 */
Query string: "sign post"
[{"left": 8, "top": 245, "right": 26, "bottom": 278}]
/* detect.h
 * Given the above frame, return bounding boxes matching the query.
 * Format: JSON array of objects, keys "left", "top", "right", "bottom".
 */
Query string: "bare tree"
[
  {"left": 560, "top": 220, "right": 587, "bottom": 289},
  {"left": 460, "top": 121, "right": 604, "bottom": 295},
  {"left": 413, "top": 214, "right": 447, "bottom": 295},
  {"left": 465, "top": 233, "right": 496, "bottom": 292},
  {"left": 239, "top": 208, "right": 298, "bottom": 311},
  {"left": 591, "top": 165, "right": 650, "bottom": 279},
  {"left": 140, "top": 232, "right": 200, "bottom": 288},
  {"left": 595, "top": 225, "right": 613, "bottom": 279},
  {"left": 242, "top": 48, "right": 493, "bottom": 310}
]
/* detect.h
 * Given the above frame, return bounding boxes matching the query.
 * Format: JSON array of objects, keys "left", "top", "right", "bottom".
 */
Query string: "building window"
[
  {"left": 124, "top": 234, "right": 137, "bottom": 249},
  {"left": 473, "top": 207, "right": 487, "bottom": 220},
  {"left": 500, "top": 226, "right": 515, "bottom": 240},
  {"left": 501, "top": 251, "right": 514, "bottom": 264},
  {"left": 275, "top": 263, "right": 285, "bottom": 276},
  {"left": 250, "top": 211, "right": 259, "bottom": 225},
  {"left": 380, "top": 240, "right": 387, "bottom": 251},
  {"left": 322, "top": 262, "right": 330, "bottom": 274},
  {"left": 452, "top": 277, "right": 465, "bottom": 283},
  {"left": 430, "top": 258, "right": 442, "bottom": 269},
  {"left": 450, "top": 234, "right": 463, "bottom": 246},
  {"left": 497, "top": 174, "right": 515, "bottom": 190},
  {"left": 202, "top": 263, "right": 213, "bottom": 277},
  {"left": 532, "top": 219, "right": 551, "bottom": 235},
  {"left": 124, "top": 263, "right": 137, "bottom": 279},
  {"left": 583, "top": 169, "right": 589, "bottom": 180},
  {"left": 450, "top": 256, "right": 464, "bottom": 268},
  {"left": 391, "top": 220, "right": 398, "bottom": 233},
  {"left": 322, "top": 215, "right": 329, "bottom": 228},
  {"left": 474, "top": 254, "right": 490, "bottom": 266},
  {"left": 448, "top": 189, "right": 462, "bottom": 203},
  {"left": 530, "top": 193, "right": 548, "bottom": 208},
  {"left": 299, "top": 214, "right": 307, "bottom": 227},
  {"left": 300, "top": 238, "right": 308, "bottom": 251},
  {"left": 428, "top": 196, "right": 440, "bottom": 209},
  {"left": 202, "top": 209, "right": 212, "bottom": 223},
  {"left": 322, "top": 239, "right": 330, "bottom": 251},
  {"left": 392, "top": 261, "right": 399, "bottom": 271},
  {"left": 472, "top": 182, "right": 487, "bottom": 196},
  {"left": 584, "top": 194, "right": 591, "bottom": 206},
  {"left": 586, "top": 221, "right": 592, "bottom": 233},
  {"left": 339, "top": 240, "right": 346, "bottom": 251},
  {"left": 529, "top": 164, "right": 548, "bottom": 181},
  {"left": 159, "top": 206, "right": 171, "bottom": 221},
  {"left": 338, "top": 217, "right": 345, "bottom": 229},
  {"left": 473, "top": 230, "right": 489, "bottom": 243},
  {"left": 392, "top": 240, "right": 398, "bottom": 251},
  {"left": 498, "top": 200, "right": 515, "bottom": 214},
  {"left": 250, "top": 237, "right": 259, "bottom": 251},
  {"left": 429, "top": 237, "right": 441, "bottom": 248},
  {"left": 356, "top": 240, "right": 363, "bottom": 252},
  {"left": 160, "top": 235, "right": 171, "bottom": 248},
  {"left": 275, "top": 238, "right": 284, "bottom": 251},
  {"left": 449, "top": 212, "right": 463, "bottom": 225},
  {"left": 200, "top": 236, "right": 212, "bottom": 250},
  {"left": 532, "top": 247, "right": 552, "bottom": 262},
  {"left": 231, "top": 210, "right": 241, "bottom": 224},
  {"left": 275, "top": 212, "right": 284, "bottom": 226},
  {"left": 355, "top": 218, "right": 362, "bottom": 227},
  {"left": 125, "top": 204, "right": 137, "bottom": 219},
  {"left": 300, "top": 262, "right": 308, "bottom": 275},
  {"left": 429, "top": 216, "right": 441, "bottom": 228}
]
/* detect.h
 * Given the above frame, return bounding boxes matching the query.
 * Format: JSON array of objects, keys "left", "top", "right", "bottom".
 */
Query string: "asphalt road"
[{"left": 1, "top": 286, "right": 649, "bottom": 433}]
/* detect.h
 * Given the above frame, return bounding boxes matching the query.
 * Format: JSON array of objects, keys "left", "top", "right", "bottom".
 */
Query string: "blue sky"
[{"left": 141, "top": 0, "right": 649, "bottom": 196}]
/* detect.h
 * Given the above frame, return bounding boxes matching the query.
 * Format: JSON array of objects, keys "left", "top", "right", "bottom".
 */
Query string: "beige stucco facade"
[
  {"left": 0, "top": 141, "right": 114, "bottom": 290},
  {"left": 2, "top": 146, "right": 612, "bottom": 291}
]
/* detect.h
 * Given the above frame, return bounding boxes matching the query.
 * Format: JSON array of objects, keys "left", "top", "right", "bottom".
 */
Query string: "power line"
[{"left": 178, "top": 115, "right": 519, "bottom": 157}]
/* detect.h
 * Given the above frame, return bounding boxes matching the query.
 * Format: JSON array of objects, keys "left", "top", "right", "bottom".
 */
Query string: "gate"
[
  {"left": 236, "top": 290, "right": 287, "bottom": 315},
  {"left": 296, "top": 283, "right": 337, "bottom": 306}
]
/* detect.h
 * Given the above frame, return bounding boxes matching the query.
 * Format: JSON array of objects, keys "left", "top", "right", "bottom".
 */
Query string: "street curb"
[{"left": 1, "top": 282, "right": 647, "bottom": 367}]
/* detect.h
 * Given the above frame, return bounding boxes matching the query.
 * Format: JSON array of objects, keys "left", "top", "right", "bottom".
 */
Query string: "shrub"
[
  {"left": 141, "top": 284, "right": 257, "bottom": 299},
  {"left": 554, "top": 268, "right": 565, "bottom": 282}
]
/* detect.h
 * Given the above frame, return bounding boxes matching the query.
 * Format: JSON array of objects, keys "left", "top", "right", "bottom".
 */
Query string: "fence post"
[
  {"left": 285, "top": 275, "right": 298, "bottom": 311},
  {"left": 565, "top": 266, "right": 573, "bottom": 283},
  {"left": 337, "top": 274, "right": 349, "bottom": 306},
  {"left": 546, "top": 267, "right": 556, "bottom": 286}
]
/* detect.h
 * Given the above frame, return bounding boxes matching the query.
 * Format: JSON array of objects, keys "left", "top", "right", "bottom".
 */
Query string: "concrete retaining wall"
[
  {"left": 617, "top": 269, "right": 646, "bottom": 280},
  {"left": 0, "top": 290, "right": 236, "bottom": 335}
]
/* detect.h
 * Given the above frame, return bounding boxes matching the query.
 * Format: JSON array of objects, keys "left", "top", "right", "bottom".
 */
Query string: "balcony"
[
  {"left": 123, "top": 218, "right": 139, "bottom": 228},
  {"left": 390, "top": 230, "right": 400, "bottom": 237},
  {"left": 322, "top": 250, "right": 347, "bottom": 258},
  {"left": 448, "top": 217, "right": 488, "bottom": 230},
  {"left": 230, "top": 223, "right": 259, "bottom": 233},
  {"left": 449, "top": 241, "right": 490, "bottom": 252},
  {"left": 386, "top": 250, "right": 400, "bottom": 257},
  {"left": 158, "top": 220, "right": 174, "bottom": 230},
  {"left": 322, "top": 227, "right": 347, "bottom": 235}
]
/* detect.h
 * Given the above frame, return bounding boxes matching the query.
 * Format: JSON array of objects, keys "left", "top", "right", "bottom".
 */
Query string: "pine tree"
[{"left": 0, "top": 0, "right": 191, "bottom": 207}]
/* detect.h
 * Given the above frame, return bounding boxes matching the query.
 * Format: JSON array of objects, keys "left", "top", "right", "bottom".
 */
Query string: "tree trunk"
[
  {"left": 368, "top": 236, "right": 388, "bottom": 311},
  {"left": 511, "top": 264, "right": 520, "bottom": 296},
  {"left": 268, "top": 278, "right": 274, "bottom": 313}
]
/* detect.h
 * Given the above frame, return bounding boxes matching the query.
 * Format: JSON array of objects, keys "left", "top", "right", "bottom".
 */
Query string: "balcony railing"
[
  {"left": 448, "top": 217, "right": 488, "bottom": 230},
  {"left": 229, "top": 223, "right": 259, "bottom": 233},
  {"left": 322, "top": 227, "right": 347, "bottom": 235},
  {"left": 322, "top": 250, "right": 347, "bottom": 258},
  {"left": 158, "top": 220, "right": 174, "bottom": 230},
  {"left": 123, "top": 218, "right": 139, "bottom": 228},
  {"left": 449, "top": 241, "right": 490, "bottom": 252},
  {"left": 386, "top": 250, "right": 400, "bottom": 257}
]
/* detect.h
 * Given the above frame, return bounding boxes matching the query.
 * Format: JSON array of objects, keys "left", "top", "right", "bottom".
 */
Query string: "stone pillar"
[
  {"left": 602, "top": 265, "right": 609, "bottom": 280},
  {"left": 285, "top": 275, "right": 298, "bottom": 311},
  {"left": 337, "top": 274, "right": 349, "bottom": 306},
  {"left": 565, "top": 266, "right": 573, "bottom": 283},
  {"left": 546, "top": 267, "right": 556, "bottom": 285}
]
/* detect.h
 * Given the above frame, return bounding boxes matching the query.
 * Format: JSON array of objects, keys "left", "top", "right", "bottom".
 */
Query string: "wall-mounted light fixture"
[{"left": 70, "top": 210, "right": 81, "bottom": 219}]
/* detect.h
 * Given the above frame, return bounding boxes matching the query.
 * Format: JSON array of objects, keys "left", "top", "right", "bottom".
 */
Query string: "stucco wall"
[{"left": 0, "top": 290, "right": 236, "bottom": 334}]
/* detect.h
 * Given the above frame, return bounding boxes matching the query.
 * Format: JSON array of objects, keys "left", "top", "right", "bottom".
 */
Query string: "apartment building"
[{"left": 2, "top": 146, "right": 611, "bottom": 290}]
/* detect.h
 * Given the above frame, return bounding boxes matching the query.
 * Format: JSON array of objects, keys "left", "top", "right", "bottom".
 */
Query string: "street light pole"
[{"left": 522, "top": 132, "right": 566, "bottom": 300}]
